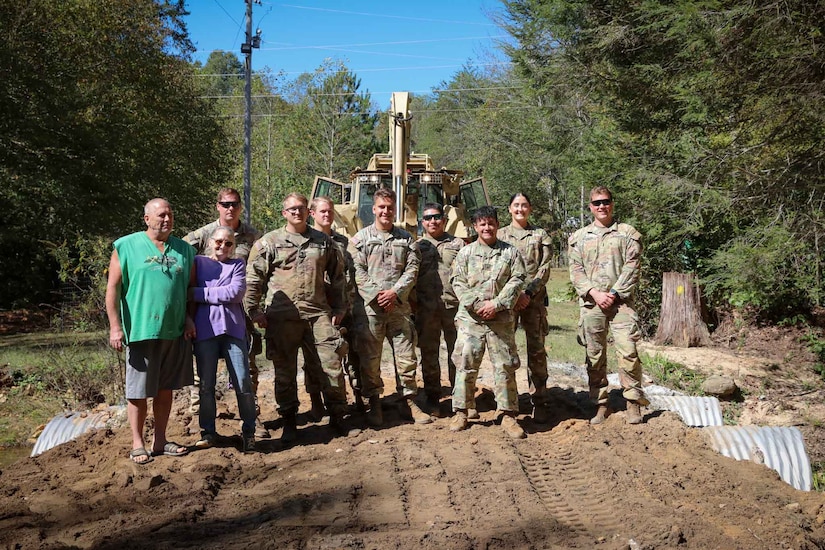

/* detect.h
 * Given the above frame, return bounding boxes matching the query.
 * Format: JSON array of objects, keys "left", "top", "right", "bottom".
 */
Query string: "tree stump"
[{"left": 655, "top": 272, "right": 711, "bottom": 347}]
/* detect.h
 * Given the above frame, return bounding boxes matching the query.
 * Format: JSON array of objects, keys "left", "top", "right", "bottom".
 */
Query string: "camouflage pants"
[
  {"left": 356, "top": 310, "right": 418, "bottom": 399},
  {"left": 577, "top": 302, "right": 646, "bottom": 405},
  {"left": 266, "top": 315, "right": 347, "bottom": 416},
  {"left": 302, "top": 314, "right": 359, "bottom": 395},
  {"left": 451, "top": 319, "right": 520, "bottom": 412},
  {"left": 301, "top": 341, "right": 323, "bottom": 395},
  {"left": 515, "top": 298, "right": 550, "bottom": 405},
  {"left": 415, "top": 305, "right": 458, "bottom": 397}
]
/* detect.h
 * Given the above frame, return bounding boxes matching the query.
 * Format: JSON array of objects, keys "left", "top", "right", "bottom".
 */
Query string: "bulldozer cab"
[{"left": 310, "top": 91, "right": 490, "bottom": 239}]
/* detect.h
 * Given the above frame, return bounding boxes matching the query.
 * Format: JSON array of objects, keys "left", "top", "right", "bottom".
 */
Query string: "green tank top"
[{"left": 114, "top": 232, "right": 194, "bottom": 343}]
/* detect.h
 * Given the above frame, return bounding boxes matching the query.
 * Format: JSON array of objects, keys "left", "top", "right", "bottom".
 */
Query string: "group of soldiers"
[{"left": 180, "top": 183, "right": 648, "bottom": 445}]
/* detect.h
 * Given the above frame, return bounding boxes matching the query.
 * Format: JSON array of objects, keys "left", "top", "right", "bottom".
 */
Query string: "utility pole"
[{"left": 241, "top": 0, "right": 261, "bottom": 224}]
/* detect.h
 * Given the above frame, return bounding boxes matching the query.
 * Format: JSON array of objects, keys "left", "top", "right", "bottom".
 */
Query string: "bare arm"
[{"left": 105, "top": 250, "right": 124, "bottom": 351}]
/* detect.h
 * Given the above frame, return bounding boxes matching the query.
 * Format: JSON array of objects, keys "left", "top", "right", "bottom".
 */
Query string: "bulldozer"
[{"left": 310, "top": 91, "right": 490, "bottom": 239}]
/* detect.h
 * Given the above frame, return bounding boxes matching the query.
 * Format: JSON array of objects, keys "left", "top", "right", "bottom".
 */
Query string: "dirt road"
[{"left": 2, "top": 353, "right": 825, "bottom": 550}]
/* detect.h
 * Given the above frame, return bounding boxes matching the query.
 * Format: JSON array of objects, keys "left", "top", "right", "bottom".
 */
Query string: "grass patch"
[
  {"left": 539, "top": 268, "right": 618, "bottom": 368},
  {"left": 0, "top": 330, "right": 123, "bottom": 446},
  {"left": 0, "top": 392, "right": 63, "bottom": 447},
  {"left": 812, "top": 462, "right": 825, "bottom": 492},
  {"left": 642, "top": 353, "right": 706, "bottom": 395},
  {"left": 722, "top": 401, "right": 743, "bottom": 426}
]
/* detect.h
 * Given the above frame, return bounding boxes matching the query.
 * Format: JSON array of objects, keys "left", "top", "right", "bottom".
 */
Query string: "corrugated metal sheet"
[
  {"left": 647, "top": 395, "right": 724, "bottom": 427},
  {"left": 606, "top": 374, "right": 683, "bottom": 397},
  {"left": 31, "top": 406, "right": 126, "bottom": 457},
  {"left": 703, "top": 426, "right": 812, "bottom": 491}
]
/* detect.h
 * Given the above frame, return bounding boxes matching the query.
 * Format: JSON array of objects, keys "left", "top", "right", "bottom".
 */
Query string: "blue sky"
[{"left": 184, "top": 0, "right": 511, "bottom": 107}]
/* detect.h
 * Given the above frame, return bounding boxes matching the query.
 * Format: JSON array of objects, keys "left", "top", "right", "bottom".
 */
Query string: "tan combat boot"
[
  {"left": 501, "top": 413, "right": 526, "bottom": 439},
  {"left": 449, "top": 409, "right": 469, "bottom": 432},
  {"left": 590, "top": 404, "right": 609, "bottom": 425},
  {"left": 367, "top": 396, "right": 383, "bottom": 427},
  {"left": 401, "top": 398, "right": 434, "bottom": 424},
  {"left": 467, "top": 408, "right": 480, "bottom": 420},
  {"left": 626, "top": 401, "right": 643, "bottom": 425}
]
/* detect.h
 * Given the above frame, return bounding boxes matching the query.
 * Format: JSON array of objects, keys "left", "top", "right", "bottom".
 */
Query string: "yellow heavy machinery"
[{"left": 310, "top": 91, "right": 490, "bottom": 238}]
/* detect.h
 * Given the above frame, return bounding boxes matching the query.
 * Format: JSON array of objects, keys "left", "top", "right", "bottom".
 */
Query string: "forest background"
[{"left": 2, "top": 0, "right": 824, "bottom": 335}]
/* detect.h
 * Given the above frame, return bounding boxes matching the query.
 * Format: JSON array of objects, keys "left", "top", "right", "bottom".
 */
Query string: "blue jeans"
[{"left": 194, "top": 335, "right": 256, "bottom": 436}]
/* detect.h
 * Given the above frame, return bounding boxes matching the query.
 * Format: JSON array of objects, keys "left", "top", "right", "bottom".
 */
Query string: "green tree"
[
  {"left": 300, "top": 61, "right": 380, "bottom": 181},
  {"left": 500, "top": 0, "right": 825, "bottom": 321},
  {"left": 0, "top": 0, "right": 230, "bottom": 307}
]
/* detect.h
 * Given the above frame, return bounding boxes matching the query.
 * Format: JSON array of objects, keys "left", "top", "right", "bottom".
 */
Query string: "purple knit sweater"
[{"left": 192, "top": 256, "right": 247, "bottom": 342}]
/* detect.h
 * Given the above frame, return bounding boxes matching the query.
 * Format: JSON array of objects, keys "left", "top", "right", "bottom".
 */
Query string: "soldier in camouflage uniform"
[
  {"left": 183, "top": 188, "right": 269, "bottom": 439},
  {"left": 348, "top": 187, "right": 431, "bottom": 427},
  {"left": 244, "top": 193, "right": 356, "bottom": 443},
  {"left": 414, "top": 203, "right": 464, "bottom": 414},
  {"left": 449, "top": 206, "right": 527, "bottom": 439},
  {"left": 303, "top": 196, "right": 365, "bottom": 414},
  {"left": 498, "top": 192, "right": 554, "bottom": 424},
  {"left": 568, "top": 186, "right": 648, "bottom": 425}
]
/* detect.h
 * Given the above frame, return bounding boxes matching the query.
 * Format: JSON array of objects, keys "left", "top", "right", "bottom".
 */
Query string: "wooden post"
[{"left": 655, "top": 272, "right": 711, "bottom": 347}]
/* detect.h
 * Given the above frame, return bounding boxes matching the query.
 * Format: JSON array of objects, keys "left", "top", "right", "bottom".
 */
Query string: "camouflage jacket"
[
  {"left": 450, "top": 239, "right": 526, "bottom": 324},
  {"left": 568, "top": 221, "right": 642, "bottom": 306},
  {"left": 330, "top": 230, "right": 356, "bottom": 313},
  {"left": 183, "top": 219, "right": 262, "bottom": 263},
  {"left": 498, "top": 222, "right": 553, "bottom": 300},
  {"left": 244, "top": 226, "right": 345, "bottom": 321},
  {"left": 415, "top": 232, "right": 464, "bottom": 310},
  {"left": 349, "top": 224, "right": 420, "bottom": 315}
]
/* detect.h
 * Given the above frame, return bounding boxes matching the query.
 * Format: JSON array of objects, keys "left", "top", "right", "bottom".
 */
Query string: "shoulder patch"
[{"left": 617, "top": 223, "right": 642, "bottom": 242}]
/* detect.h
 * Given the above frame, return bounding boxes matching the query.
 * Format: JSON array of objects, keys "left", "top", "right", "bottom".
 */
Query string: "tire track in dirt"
[{"left": 516, "top": 438, "right": 623, "bottom": 537}]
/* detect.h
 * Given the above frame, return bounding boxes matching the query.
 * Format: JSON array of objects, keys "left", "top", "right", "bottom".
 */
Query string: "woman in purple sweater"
[{"left": 191, "top": 226, "right": 256, "bottom": 452}]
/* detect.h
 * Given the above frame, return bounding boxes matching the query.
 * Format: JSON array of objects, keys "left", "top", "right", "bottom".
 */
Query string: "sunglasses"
[
  {"left": 213, "top": 239, "right": 235, "bottom": 248},
  {"left": 284, "top": 205, "right": 306, "bottom": 214},
  {"left": 590, "top": 199, "right": 613, "bottom": 206},
  {"left": 422, "top": 213, "right": 444, "bottom": 221},
  {"left": 218, "top": 201, "right": 240, "bottom": 209}
]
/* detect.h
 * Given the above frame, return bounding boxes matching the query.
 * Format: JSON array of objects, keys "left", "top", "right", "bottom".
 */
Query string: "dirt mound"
[{"left": 1, "top": 378, "right": 824, "bottom": 549}]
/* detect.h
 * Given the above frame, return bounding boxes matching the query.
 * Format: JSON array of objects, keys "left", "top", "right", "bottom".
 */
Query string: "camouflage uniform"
[
  {"left": 414, "top": 232, "right": 464, "bottom": 398},
  {"left": 184, "top": 219, "right": 261, "bottom": 263},
  {"left": 184, "top": 220, "right": 264, "bottom": 409},
  {"left": 498, "top": 223, "right": 553, "bottom": 406},
  {"left": 243, "top": 226, "right": 348, "bottom": 416},
  {"left": 450, "top": 239, "right": 526, "bottom": 412},
  {"left": 303, "top": 230, "right": 362, "bottom": 396},
  {"left": 568, "top": 221, "right": 646, "bottom": 405},
  {"left": 348, "top": 224, "right": 420, "bottom": 398}
]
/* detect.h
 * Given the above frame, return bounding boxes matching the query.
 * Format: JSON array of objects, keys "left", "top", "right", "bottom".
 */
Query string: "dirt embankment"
[{"left": 2, "top": 360, "right": 825, "bottom": 550}]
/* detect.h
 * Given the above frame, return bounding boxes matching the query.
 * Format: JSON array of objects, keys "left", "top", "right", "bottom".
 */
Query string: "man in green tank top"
[{"left": 106, "top": 198, "right": 196, "bottom": 465}]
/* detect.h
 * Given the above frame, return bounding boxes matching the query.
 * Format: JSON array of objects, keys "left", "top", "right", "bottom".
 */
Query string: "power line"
[
  {"left": 193, "top": 35, "right": 508, "bottom": 56},
  {"left": 211, "top": 0, "right": 245, "bottom": 50},
  {"left": 274, "top": 3, "right": 499, "bottom": 27},
  {"left": 192, "top": 60, "right": 513, "bottom": 79},
  {"left": 196, "top": 85, "right": 522, "bottom": 100},
  {"left": 258, "top": 36, "right": 509, "bottom": 52},
  {"left": 206, "top": 104, "right": 535, "bottom": 118}
]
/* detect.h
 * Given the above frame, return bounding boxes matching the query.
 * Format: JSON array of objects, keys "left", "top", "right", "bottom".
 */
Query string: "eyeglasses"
[
  {"left": 590, "top": 199, "right": 613, "bottom": 207},
  {"left": 284, "top": 205, "right": 307, "bottom": 214},
  {"left": 218, "top": 201, "right": 240, "bottom": 209},
  {"left": 422, "top": 213, "right": 444, "bottom": 221},
  {"left": 213, "top": 239, "right": 235, "bottom": 248}
]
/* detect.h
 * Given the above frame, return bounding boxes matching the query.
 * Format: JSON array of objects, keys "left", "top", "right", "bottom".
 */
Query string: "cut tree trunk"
[{"left": 655, "top": 272, "right": 711, "bottom": 347}]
